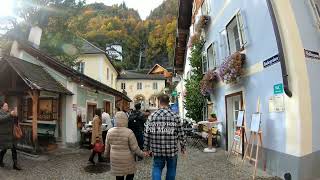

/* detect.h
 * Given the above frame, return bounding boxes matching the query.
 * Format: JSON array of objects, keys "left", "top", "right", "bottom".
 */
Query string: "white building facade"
[{"left": 175, "top": 0, "right": 320, "bottom": 179}]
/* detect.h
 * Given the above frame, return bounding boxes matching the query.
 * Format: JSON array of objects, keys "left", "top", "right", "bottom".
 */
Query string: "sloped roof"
[
  {"left": 80, "top": 38, "right": 105, "bottom": 54},
  {"left": 2, "top": 56, "right": 72, "bottom": 95},
  {"left": 118, "top": 71, "right": 166, "bottom": 80},
  {"left": 79, "top": 38, "right": 119, "bottom": 75},
  {"left": 17, "top": 40, "right": 131, "bottom": 102}
]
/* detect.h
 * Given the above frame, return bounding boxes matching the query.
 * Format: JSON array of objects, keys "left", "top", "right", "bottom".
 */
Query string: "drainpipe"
[{"left": 266, "top": 0, "right": 293, "bottom": 97}]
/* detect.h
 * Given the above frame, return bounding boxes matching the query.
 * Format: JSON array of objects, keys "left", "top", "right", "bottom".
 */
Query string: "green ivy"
[{"left": 184, "top": 40, "right": 206, "bottom": 122}]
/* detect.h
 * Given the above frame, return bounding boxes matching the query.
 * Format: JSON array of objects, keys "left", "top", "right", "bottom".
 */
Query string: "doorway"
[
  {"left": 87, "top": 103, "right": 97, "bottom": 122},
  {"left": 225, "top": 92, "right": 243, "bottom": 153},
  {"left": 104, "top": 101, "right": 111, "bottom": 114}
]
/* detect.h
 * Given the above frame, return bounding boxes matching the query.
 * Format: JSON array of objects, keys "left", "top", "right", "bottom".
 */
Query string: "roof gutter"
[{"left": 266, "top": 0, "right": 292, "bottom": 97}]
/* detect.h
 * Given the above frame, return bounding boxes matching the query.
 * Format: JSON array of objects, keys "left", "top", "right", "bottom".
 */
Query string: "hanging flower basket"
[
  {"left": 195, "top": 15, "right": 210, "bottom": 32},
  {"left": 200, "top": 70, "right": 219, "bottom": 96},
  {"left": 219, "top": 52, "right": 246, "bottom": 84},
  {"left": 188, "top": 33, "right": 200, "bottom": 48}
]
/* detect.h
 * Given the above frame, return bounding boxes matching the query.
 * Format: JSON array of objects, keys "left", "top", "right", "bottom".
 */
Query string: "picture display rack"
[
  {"left": 227, "top": 110, "right": 247, "bottom": 163},
  {"left": 241, "top": 97, "right": 265, "bottom": 179}
]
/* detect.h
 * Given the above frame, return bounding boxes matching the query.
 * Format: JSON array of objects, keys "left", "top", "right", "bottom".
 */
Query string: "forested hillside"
[{"left": 2, "top": 0, "right": 178, "bottom": 70}]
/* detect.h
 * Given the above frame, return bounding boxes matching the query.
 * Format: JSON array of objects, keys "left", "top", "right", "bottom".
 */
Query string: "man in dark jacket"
[
  {"left": 128, "top": 103, "right": 145, "bottom": 150},
  {"left": 0, "top": 101, "right": 22, "bottom": 170}
]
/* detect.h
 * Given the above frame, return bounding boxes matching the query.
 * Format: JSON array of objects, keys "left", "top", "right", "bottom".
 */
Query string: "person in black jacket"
[
  {"left": 0, "top": 101, "right": 22, "bottom": 170},
  {"left": 128, "top": 103, "right": 145, "bottom": 151}
]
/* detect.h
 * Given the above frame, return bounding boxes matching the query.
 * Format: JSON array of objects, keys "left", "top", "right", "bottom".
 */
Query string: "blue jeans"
[{"left": 152, "top": 156, "right": 178, "bottom": 180}]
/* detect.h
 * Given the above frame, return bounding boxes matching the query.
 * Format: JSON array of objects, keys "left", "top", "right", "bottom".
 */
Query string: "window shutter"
[
  {"left": 309, "top": 0, "right": 320, "bottom": 29},
  {"left": 213, "top": 41, "right": 219, "bottom": 68},
  {"left": 219, "top": 29, "right": 229, "bottom": 61},
  {"left": 236, "top": 10, "right": 249, "bottom": 47},
  {"left": 202, "top": 52, "right": 208, "bottom": 73}
]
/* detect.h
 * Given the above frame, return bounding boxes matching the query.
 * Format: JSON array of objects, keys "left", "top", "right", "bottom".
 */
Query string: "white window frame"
[
  {"left": 226, "top": 10, "right": 248, "bottom": 54},
  {"left": 137, "top": 82, "right": 142, "bottom": 90},
  {"left": 202, "top": 51, "right": 208, "bottom": 73},
  {"left": 207, "top": 42, "right": 218, "bottom": 69},
  {"left": 78, "top": 62, "right": 85, "bottom": 74},
  {"left": 121, "top": 82, "right": 126, "bottom": 90},
  {"left": 153, "top": 82, "right": 158, "bottom": 90},
  {"left": 219, "top": 29, "right": 229, "bottom": 61},
  {"left": 309, "top": 0, "right": 320, "bottom": 29}
]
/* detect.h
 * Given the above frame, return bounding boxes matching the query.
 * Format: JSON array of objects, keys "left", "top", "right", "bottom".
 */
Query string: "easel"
[
  {"left": 227, "top": 110, "right": 247, "bottom": 164},
  {"left": 241, "top": 97, "right": 264, "bottom": 179}
]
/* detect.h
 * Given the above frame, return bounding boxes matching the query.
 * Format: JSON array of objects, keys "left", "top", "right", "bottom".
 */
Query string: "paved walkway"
[{"left": 0, "top": 146, "right": 281, "bottom": 180}]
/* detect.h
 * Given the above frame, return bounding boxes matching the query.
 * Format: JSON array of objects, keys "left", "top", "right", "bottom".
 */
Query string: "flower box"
[
  {"left": 200, "top": 70, "right": 219, "bottom": 96},
  {"left": 219, "top": 52, "right": 246, "bottom": 84}
]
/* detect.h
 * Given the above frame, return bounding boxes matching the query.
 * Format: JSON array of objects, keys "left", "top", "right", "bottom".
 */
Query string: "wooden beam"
[{"left": 31, "top": 90, "right": 39, "bottom": 144}]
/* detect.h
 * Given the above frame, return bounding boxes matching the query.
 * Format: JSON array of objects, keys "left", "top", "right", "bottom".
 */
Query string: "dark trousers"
[
  {"left": 116, "top": 174, "right": 134, "bottom": 180},
  {"left": 0, "top": 144, "right": 18, "bottom": 162},
  {"left": 89, "top": 150, "right": 103, "bottom": 162}
]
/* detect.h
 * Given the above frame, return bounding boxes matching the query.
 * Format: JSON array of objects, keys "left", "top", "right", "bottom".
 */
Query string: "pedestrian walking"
[
  {"left": 104, "top": 111, "right": 148, "bottom": 180},
  {"left": 0, "top": 101, "right": 22, "bottom": 170},
  {"left": 144, "top": 94, "right": 186, "bottom": 180},
  {"left": 102, "top": 112, "right": 112, "bottom": 130},
  {"left": 128, "top": 103, "right": 145, "bottom": 150},
  {"left": 88, "top": 108, "right": 104, "bottom": 164}
]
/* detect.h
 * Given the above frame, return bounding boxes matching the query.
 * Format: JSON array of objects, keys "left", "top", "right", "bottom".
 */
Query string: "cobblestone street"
[{"left": 0, "top": 146, "right": 281, "bottom": 180}]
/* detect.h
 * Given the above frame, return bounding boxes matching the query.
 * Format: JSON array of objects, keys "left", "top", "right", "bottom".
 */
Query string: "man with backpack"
[{"left": 128, "top": 103, "right": 145, "bottom": 153}]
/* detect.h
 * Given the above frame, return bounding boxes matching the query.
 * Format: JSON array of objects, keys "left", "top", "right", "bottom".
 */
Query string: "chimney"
[{"left": 28, "top": 26, "right": 42, "bottom": 48}]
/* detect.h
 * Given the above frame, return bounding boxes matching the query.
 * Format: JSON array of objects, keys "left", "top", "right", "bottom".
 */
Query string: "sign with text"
[
  {"left": 274, "top": 83, "right": 284, "bottom": 94},
  {"left": 263, "top": 54, "right": 280, "bottom": 68},
  {"left": 269, "top": 95, "right": 285, "bottom": 112},
  {"left": 250, "top": 113, "right": 261, "bottom": 133},
  {"left": 305, "top": 49, "right": 320, "bottom": 60}
]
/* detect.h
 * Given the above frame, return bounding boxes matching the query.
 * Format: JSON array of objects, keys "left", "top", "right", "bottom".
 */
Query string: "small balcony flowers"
[
  {"left": 200, "top": 69, "right": 219, "bottom": 96},
  {"left": 219, "top": 52, "right": 246, "bottom": 84},
  {"left": 196, "top": 15, "right": 210, "bottom": 32}
]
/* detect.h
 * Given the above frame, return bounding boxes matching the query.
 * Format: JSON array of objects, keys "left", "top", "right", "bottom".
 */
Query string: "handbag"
[
  {"left": 14, "top": 124, "right": 23, "bottom": 139},
  {"left": 93, "top": 142, "right": 105, "bottom": 153}
]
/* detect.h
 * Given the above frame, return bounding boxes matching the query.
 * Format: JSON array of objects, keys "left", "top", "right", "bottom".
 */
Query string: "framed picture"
[
  {"left": 250, "top": 113, "right": 261, "bottom": 132},
  {"left": 236, "top": 110, "right": 245, "bottom": 127}
]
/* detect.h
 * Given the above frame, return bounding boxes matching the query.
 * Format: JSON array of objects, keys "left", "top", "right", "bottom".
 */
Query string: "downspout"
[{"left": 266, "top": 0, "right": 293, "bottom": 97}]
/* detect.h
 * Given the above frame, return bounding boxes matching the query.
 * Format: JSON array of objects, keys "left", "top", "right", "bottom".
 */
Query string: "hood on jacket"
[{"left": 115, "top": 111, "right": 128, "bottom": 127}]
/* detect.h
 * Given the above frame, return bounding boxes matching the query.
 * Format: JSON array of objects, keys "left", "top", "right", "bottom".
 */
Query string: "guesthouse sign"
[
  {"left": 304, "top": 49, "right": 320, "bottom": 60},
  {"left": 263, "top": 54, "right": 280, "bottom": 68}
]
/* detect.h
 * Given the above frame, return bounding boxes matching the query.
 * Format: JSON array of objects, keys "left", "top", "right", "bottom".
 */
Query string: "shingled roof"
[
  {"left": 1, "top": 56, "right": 72, "bottom": 95},
  {"left": 17, "top": 40, "right": 131, "bottom": 102},
  {"left": 118, "top": 71, "right": 166, "bottom": 80},
  {"left": 80, "top": 38, "right": 105, "bottom": 54}
]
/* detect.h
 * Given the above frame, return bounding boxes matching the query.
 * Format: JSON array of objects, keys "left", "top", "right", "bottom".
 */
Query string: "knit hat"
[{"left": 115, "top": 111, "right": 128, "bottom": 127}]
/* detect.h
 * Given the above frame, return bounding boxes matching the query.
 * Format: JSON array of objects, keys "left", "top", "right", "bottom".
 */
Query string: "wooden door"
[{"left": 104, "top": 101, "right": 111, "bottom": 114}]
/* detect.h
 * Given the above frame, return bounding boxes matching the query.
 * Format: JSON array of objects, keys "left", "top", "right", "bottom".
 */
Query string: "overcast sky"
[{"left": 86, "top": 0, "right": 164, "bottom": 20}]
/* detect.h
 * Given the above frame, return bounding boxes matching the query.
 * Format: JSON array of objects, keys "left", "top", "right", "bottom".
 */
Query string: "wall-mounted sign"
[
  {"left": 274, "top": 83, "right": 284, "bottom": 94},
  {"left": 304, "top": 49, "right": 320, "bottom": 60},
  {"left": 263, "top": 54, "right": 280, "bottom": 68},
  {"left": 269, "top": 95, "right": 284, "bottom": 112}
]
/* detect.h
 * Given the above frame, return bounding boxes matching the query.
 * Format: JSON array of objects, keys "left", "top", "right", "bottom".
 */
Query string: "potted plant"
[{"left": 208, "top": 113, "right": 217, "bottom": 122}]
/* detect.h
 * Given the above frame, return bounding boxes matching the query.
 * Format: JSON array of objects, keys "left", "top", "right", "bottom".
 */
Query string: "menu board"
[{"left": 250, "top": 113, "right": 261, "bottom": 132}]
